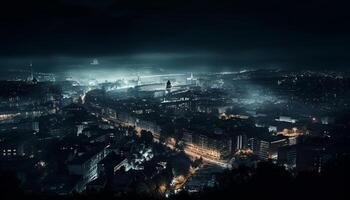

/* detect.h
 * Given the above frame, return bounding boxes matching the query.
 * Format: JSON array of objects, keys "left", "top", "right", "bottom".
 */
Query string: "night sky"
[{"left": 1, "top": 0, "right": 350, "bottom": 72}]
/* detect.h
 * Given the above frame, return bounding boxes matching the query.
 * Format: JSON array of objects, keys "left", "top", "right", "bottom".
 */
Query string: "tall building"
[
  {"left": 68, "top": 149, "right": 106, "bottom": 192},
  {"left": 32, "top": 121, "right": 40, "bottom": 133},
  {"left": 278, "top": 145, "right": 297, "bottom": 169},
  {"left": 166, "top": 80, "right": 172, "bottom": 93},
  {"left": 26, "top": 62, "right": 38, "bottom": 84},
  {"left": 250, "top": 136, "right": 288, "bottom": 160},
  {"left": 186, "top": 73, "right": 198, "bottom": 85},
  {"left": 235, "top": 134, "right": 247, "bottom": 150},
  {"left": 27, "top": 62, "right": 33, "bottom": 82},
  {"left": 278, "top": 144, "right": 326, "bottom": 172},
  {"left": 258, "top": 140, "right": 270, "bottom": 160},
  {"left": 137, "top": 75, "right": 141, "bottom": 86}
]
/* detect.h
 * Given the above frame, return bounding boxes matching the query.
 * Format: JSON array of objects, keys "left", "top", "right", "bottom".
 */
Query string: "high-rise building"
[
  {"left": 32, "top": 121, "right": 40, "bottom": 133},
  {"left": 250, "top": 136, "right": 288, "bottom": 160},
  {"left": 258, "top": 140, "right": 270, "bottom": 160},
  {"left": 278, "top": 144, "right": 325, "bottom": 172},
  {"left": 235, "top": 134, "right": 247, "bottom": 150},
  {"left": 166, "top": 80, "right": 172, "bottom": 93}
]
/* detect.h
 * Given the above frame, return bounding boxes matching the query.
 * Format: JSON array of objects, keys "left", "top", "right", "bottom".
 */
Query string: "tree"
[{"left": 140, "top": 130, "right": 154, "bottom": 146}]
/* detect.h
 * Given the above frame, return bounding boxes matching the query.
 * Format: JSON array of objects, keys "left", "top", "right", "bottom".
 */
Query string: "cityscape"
[{"left": 1, "top": 0, "right": 349, "bottom": 200}]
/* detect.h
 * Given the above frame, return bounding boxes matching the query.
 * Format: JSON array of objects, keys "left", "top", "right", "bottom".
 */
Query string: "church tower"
[{"left": 166, "top": 80, "right": 172, "bottom": 93}]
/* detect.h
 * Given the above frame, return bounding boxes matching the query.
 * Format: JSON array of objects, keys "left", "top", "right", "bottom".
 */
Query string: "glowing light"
[
  {"left": 37, "top": 160, "right": 46, "bottom": 167},
  {"left": 0, "top": 113, "right": 20, "bottom": 120},
  {"left": 158, "top": 183, "right": 167, "bottom": 193},
  {"left": 278, "top": 128, "right": 304, "bottom": 137}
]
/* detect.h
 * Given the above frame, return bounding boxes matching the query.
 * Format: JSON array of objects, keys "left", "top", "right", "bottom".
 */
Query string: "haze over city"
[{"left": 0, "top": 1, "right": 349, "bottom": 200}]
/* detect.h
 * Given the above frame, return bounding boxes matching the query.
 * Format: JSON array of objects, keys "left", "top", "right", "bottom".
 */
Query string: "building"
[
  {"left": 278, "top": 144, "right": 326, "bottom": 172},
  {"left": 97, "top": 151, "right": 127, "bottom": 180},
  {"left": 184, "top": 164, "right": 223, "bottom": 193},
  {"left": 183, "top": 130, "right": 232, "bottom": 161},
  {"left": 67, "top": 149, "right": 106, "bottom": 192},
  {"left": 32, "top": 121, "right": 39, "bottom": 133},
  {"left": 186, "top": 73, "right": 198, "bottom": 85},
  {"left": 235, "top": 134, "right": 248, "bottom": 150},
  {"left": 250, "top": 136, "right": 288, "bottom": 160},
  {"left": 166, "top": 80, "right": 172, "bottom": 93}
]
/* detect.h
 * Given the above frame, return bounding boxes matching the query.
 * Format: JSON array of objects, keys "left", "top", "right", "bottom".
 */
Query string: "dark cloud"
[{"left": 0, "top": 0, "right": 349, "bottom": 71}]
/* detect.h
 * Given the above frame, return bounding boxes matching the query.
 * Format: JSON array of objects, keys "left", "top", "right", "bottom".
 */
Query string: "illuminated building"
[
  {"left": 235, "top": 134, "right": 248, "bottom": 150},
  {"left": 0, "top": 139, "right": 25, "bottom": 157},
  {"left": 68, "top": 149, "right": 106, "bottom": 192},
  {"left": 97, "top": 152, "right": 127, "bottom": 179},
  {"left": 1, "top": 148, "right": 18, "bottom": 157},
  {"left": 250, "top": 136, "right": 288, "bottom": 160},
  {"left": 182, "top": 130, "right": 232, "bottom": 161},
  {"left": 257, "top": 140, "right": 270, "bottom": 160},
  {"left": 184, "top": 165, "right": 223, "bottom": 193},
  {"left": 277, "top": 127, "right": 305, "bottom": 145},
  {"left": 277, "top": 127, "right": 303, "bottom": 137},
  {"left": 275, "top": 116, "right": 297, "bottom": 123},
  {"left": 186, "top": 73, "right": 198, "bottom": 85}
]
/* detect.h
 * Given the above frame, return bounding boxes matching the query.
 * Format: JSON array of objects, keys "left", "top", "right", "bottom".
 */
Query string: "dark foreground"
[{"left": 1, "top": 155, "right": 348, "bottom": 200}]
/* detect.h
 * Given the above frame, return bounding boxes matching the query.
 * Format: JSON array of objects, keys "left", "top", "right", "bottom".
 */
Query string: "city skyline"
[{"left": 0, "top": 1, "right": 349, "bottom": 199}]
